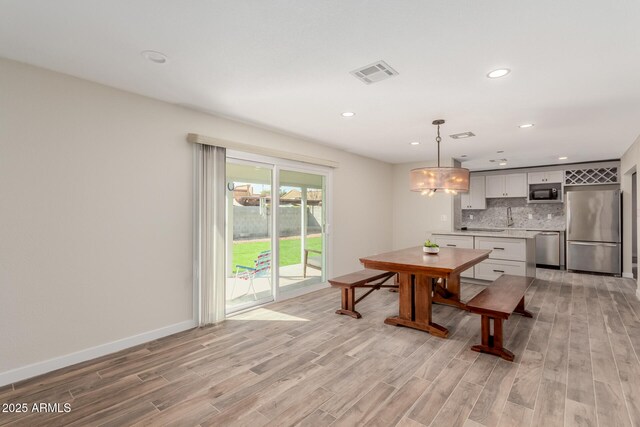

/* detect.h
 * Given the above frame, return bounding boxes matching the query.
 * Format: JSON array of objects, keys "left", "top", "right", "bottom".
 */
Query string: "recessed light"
[
  {"left": 141, "top": 50, "right": 168, "bottom": 64},
  {"left": 487, "top": 68, "right": 511, "bottom": 79},
  {"left": 558, "top": 156, "right": 568, "bottom": 160},
  {"left": 499, "top": 162, "right": 507, "bottom": 166},
  {"left": 410, "top": 141, "right": 420, "bottom": 146},
  {"left": 450, "top": 132, "right": 475, "bottom": 139},
  {"left": 519, "top": 123, "right": 534, "bottom": 128},
  {"left": 341, "top": 112, "right": 355, "bottom": 117}
]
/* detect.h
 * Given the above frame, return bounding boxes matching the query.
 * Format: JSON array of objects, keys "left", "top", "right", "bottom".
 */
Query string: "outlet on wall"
[
  {"left": 547, "top": 214, "right": 552, "bottom": 219},
  {"left": 528, "top": 214, "right": 533, "bottom": 220},
  {"left": 470, "top": 214, "right": 474, "bottom": 220},
  {"left": 440, "top": 214, "right": 447, "bottom": 222}
]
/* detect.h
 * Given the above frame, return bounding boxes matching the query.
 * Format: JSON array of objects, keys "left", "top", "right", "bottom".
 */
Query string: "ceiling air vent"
[
  {"left": 450, "top": 132, "right": 475, "bottom": 139},
  {"left": 350, "top": 60, "right": 399, "bottom": 84}
]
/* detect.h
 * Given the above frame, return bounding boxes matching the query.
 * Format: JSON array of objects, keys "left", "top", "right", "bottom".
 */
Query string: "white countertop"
[
  {"left": 433, "top": 229, "right": 540, "bottom": 239},
  {"left": 462, "top": 226, "right": 566, "bottom": 232}
]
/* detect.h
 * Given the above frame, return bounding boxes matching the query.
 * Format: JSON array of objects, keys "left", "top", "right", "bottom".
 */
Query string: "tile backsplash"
[{"left": 461, "top": 198, "right": 565, "bottom": 230}]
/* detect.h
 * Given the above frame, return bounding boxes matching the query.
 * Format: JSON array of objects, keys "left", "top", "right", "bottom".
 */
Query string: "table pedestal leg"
[
  {"left": 432, "top": 274, "right": 467, "bottom": 309},
  {"left": 384, "top": 273, "right": 449, "bottom": 338}
]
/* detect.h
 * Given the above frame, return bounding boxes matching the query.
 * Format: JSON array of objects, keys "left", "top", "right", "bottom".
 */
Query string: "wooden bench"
[
  {"left": 466, "top": 275, "right": 535, "bottom": 361},
  {"left": 329, "top": 269, "right": 397, "bottom": 318}
]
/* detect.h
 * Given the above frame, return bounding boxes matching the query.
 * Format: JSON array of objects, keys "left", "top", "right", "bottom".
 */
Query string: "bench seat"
[
  {"left": 329, "top": 269, "right": 396, "bottom": 318},
  {"left": 467, "top": 274, "right": 535, "bottom": 361}
]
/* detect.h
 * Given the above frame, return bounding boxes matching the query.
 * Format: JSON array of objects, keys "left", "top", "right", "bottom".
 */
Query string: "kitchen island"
[{"left": 431, "top": 229, "right": 538, "bottom": 280}]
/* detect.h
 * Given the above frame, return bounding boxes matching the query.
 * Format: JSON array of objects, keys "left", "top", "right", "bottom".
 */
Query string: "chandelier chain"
[{"left": 436, "top": 124, "right": 441, "bottom": 167}]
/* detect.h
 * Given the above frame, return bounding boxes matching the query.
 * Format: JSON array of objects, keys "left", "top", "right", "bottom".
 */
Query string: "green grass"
[{"left": 232, "top": 236, "right": 322, "bottom": 272}]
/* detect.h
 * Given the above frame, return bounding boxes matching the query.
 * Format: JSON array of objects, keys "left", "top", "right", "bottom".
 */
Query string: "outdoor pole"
[{"left": 301, "top": 186, "right": 307, "bottom": 268}]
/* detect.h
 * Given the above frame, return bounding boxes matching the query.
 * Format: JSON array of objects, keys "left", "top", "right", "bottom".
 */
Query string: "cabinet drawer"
[
  {"left": 475, "top": 237, "right": 526, "bottom": 261},
  {"left": 431, "top": 234, "right": 474, "bottom": 249},
  {"left": 474, "top": 259, "right": 526, "bottom": 281}
]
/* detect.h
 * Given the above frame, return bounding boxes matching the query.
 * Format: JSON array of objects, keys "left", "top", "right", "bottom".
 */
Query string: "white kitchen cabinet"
[
  {"left": 485, "top": 175, "right": 504, "bottom": 198},
  {"left": 528, "top": 170, "right": 563, "bottom": 184},
  {"left": 485, "top": 173, "right": 527, "bottom": 198},
  {"left": 461, "top": 176, "right": 486, "bottom": 210}
]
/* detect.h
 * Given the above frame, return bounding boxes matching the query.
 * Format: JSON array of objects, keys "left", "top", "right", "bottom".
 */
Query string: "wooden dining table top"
[{"left": 359, "top": 246, "right": 491, "bottom": 276}]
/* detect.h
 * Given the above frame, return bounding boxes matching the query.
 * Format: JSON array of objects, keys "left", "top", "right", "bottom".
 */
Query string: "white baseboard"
[
  {"left": 623, "top": 272, "right": 634, "bottom": 279},
  {"left": 0, "top": 319, "right": 197, "bottom": 387}
]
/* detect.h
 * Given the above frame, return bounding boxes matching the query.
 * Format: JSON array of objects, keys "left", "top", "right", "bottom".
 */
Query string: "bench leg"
[
  {"left": 514, "top": 296, "right": 533, "bottom": 318},
  {"left": 471, "top": 316, "right": 515, "bottom": 361},
  {"left": 336, "top": 287, "right": 361, "bottom": 319},
  {"left": 303, "top": 250, "right": 308, "bottom": 278},
  {"left": 388, "top": 273, "right": 399, "bottom": 292}
]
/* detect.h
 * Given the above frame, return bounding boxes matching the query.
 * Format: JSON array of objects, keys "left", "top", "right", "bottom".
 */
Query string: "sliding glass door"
[
  {"left": 225, "top": 157, "right": 329, "bottom": 314},
  {"left": 277, "top": 170, "right": 326, "bottom": 295},
  {"left": 225, "top": 161, "right": 275, "bottom": 312}
]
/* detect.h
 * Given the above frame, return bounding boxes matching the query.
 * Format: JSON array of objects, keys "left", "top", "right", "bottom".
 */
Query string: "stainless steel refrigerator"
[{"left": 566, "top": 189, "right": 621, "bottom": 275}]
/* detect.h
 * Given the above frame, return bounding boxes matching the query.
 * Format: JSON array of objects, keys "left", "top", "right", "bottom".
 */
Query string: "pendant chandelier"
[{"left": 409, "top": 119, "right": 470, "bottom": 196}]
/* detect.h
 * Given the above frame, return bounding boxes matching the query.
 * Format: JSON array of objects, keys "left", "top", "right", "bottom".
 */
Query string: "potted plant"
[{"left": 423, "top": 239, "right": 440, "bottom": 254}]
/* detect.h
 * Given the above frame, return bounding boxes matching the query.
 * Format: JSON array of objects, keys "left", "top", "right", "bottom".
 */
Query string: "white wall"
[
  {"left": 0, "top": 58, "right": 393, "bottom": 382},
  {"left": 391, "top": 160, "right": 455, "bottom": 249},
  {"left": 621, "top": 134, "right": 640, "bottom": 291}
]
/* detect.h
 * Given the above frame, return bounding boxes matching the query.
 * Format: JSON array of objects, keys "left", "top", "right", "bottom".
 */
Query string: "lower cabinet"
[{"left": 432, "top": 234, "right": 530, "bottom": 280}]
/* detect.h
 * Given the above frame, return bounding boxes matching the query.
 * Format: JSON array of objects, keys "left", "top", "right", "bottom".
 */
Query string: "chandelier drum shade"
[{"left": 409, "top": 119, "right": 470, "bottom": 196}]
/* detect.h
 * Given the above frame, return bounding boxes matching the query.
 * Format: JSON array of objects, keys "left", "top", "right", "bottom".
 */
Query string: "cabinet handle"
[
  {"left": 446, "top": 244, "right": 457, "bottom": 247},
  {"left": 493, "top": 247, "right": 505, "bottom": 250},
  {"left": 493, "top": 269, "right": 505, "bottom": 273}
]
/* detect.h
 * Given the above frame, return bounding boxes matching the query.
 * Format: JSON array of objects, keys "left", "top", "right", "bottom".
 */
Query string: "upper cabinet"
[
  {"left": 461, "top": 176, "right": 486, "bottom": 210},
  {"left": 486, "top": 173, "right": 527, "bottom": 198},
  {"left": 528, "top": 170, "right": 563, "bottom": 184}
]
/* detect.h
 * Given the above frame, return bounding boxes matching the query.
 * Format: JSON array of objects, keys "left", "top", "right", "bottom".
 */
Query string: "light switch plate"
[
  {"left": 528, "top": 214, "right": 533, "bottom": 219},
  {"left": 547, "top": 214, "right": 552, "bottom": 219}
]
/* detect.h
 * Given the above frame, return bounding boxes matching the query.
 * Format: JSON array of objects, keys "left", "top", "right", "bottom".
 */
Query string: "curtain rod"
[{"left": 187, "top": 133, "right": 339, "bottom": 168}]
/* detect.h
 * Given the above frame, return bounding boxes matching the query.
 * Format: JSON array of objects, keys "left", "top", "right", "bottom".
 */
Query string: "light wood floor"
[{"left": 2, "top": 269, "right": 640, "bottom": 426}]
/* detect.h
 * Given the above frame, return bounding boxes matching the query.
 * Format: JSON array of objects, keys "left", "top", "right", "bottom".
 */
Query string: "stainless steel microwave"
[{"left": 530, "top": 188, "right": 559, "bottom": 200}]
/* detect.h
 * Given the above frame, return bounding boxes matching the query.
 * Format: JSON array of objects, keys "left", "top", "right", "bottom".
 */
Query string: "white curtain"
[{"left": 195, "top": 144, "right": 226, "bottom": 326}]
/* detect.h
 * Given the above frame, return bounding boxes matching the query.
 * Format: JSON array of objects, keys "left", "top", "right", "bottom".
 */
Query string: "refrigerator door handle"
[{"left": 569, "top": 241, "right": 618, "bottom": 247}]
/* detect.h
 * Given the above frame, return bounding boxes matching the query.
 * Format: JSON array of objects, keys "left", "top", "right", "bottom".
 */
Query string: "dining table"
[{"left": 360, "top": 246, "right": 491, "bottom": 338}]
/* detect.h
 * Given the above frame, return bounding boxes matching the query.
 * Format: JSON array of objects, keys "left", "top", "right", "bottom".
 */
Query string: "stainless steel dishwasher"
[{"left": 533, "top": 231, "right": 563, "bottom": 268}]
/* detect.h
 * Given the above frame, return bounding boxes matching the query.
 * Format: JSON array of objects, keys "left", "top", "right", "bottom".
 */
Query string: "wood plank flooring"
[{"left": 1, "top": 269, "right": 640, "bottom": 426}]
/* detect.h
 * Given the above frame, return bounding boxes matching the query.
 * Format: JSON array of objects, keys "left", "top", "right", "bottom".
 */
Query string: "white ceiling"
[{"left": 1, "top": 0, "right": 639, "bottom": 169}]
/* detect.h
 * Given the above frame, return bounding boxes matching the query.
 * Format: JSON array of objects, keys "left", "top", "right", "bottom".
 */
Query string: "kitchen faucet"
[{"left": 506, "top": 207, "right": 514, "bottom": 227}]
